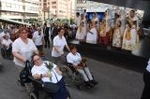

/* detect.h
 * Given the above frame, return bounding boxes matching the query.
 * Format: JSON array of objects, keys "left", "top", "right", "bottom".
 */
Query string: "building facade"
[
  {"left": 39, "top": 0, "right": 75, "bottom": 22},
  {"left": 75, "top": 0, "right": 87, "bottom": 13},
  {"left": 0, "top": 0, "right": 40, "bottom": 21}
]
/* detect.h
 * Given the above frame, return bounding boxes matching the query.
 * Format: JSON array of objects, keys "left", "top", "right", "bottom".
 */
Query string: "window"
[
  {"left": 52, "top": 1, "right": 56, "bottom": 4},
  {"left": 6, "top": 3, "right": 11, "bottom": 8},
  {"left": 77, "top": 0, "right": 86, "bottom": 4},
  {"left": 52, "top": 6, "right": 56, "bottom": 8}
]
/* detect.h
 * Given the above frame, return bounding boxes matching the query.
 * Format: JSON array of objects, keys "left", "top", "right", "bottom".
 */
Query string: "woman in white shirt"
[
  {"left": 66, "top": 45, "right": 98, "bottom": 87},
  {"left": 31, "top": 54, "right": 69, "bottom": 99},
  {"left": 51, "top": 28, "right": 70, "bottom": 65},
  {"left": 12, "top": 27, "right": 39, "bottom": 74}
]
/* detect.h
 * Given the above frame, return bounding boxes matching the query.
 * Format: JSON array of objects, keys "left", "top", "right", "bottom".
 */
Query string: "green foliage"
[{"left": 45, "top": 62, "right": 53, "bottom": 70}]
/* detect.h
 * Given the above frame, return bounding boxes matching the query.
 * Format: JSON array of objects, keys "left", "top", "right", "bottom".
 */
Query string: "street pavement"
[{"left": 0, "top": 48, "right": 144, "bottom": 99}]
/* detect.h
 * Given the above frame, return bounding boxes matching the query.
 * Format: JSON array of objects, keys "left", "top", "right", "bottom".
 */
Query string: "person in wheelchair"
[
  {"left": 66, "top": 45, "right": 98, "bottom": 87},
  {"left": 31, "top": 54, "right": 70, "bottom": 99},
  {"left": 1, "top": 34, "right": 13, "bottom": 58}
]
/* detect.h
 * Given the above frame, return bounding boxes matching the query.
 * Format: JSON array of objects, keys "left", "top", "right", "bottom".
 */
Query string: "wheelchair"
[
  {"left": 0, "top": 45, "right": 12, "bottom": 59},
  {"left": 60, "top": 62, "right": 97, "bottom": 90},
  {"left": 19, "top": 60, "right": 71, "bottom": 99}
]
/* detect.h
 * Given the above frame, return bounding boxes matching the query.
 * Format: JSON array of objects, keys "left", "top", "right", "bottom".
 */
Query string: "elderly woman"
[
  {"left": 31, "top": 54, "right": 69, "bottom": 99},
  {"left": 66, "top": 45, "right": 98, "bottom": 87},
  {"left": 1, "top": 34, "right": 13, "bottom": 57},
  {"left": 12, "top": 27, "right": 39, "bottom": 74}
]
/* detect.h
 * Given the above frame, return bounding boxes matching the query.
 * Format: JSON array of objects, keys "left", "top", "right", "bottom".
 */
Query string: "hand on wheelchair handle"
[{"left": 25, "top": 60, "right": 30, "bottom": 63}]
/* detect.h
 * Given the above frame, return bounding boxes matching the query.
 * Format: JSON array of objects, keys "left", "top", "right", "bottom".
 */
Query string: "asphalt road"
[{"left": 0, "top": 48, "right": 144, "bottom": 99}]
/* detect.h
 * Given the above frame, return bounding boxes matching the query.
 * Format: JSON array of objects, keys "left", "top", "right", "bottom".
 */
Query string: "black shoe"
[
  {"left": 85, "top": 81, "right": 94, "bottom": 87},
  {"left": 90, "top": 80, "right": 98, "bottom": 85}
]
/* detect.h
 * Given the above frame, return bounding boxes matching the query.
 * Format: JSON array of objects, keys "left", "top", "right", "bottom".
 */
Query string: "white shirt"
[
  {"left": 86, "top": 27, "right": 98, "bottom": 44},
  {"left": 146, "top": 60, "right": 150, "bottom": 72},
  {"left": 66, "top": 52, "right": 82, "bottom": 66},
  {"left": 32, "top": 31, "right": 44, "bottom": 46},
  {"left": 52, "top": 35, "right": 67, "bottom": 57},
  {"left": 0, "top": 32, "right": 10, "bottom": 41},
  {"left": 31, "top": 61, "right": 62, "bottom": 83},
  {"left": 2, "top": 39, "right": 13, "bottom": 49},
  {"left": 12, "top": 38, "right": 37, "bottom": 67}
]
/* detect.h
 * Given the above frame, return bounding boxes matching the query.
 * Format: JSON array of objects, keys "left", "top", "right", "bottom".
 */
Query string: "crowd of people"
[
  {"left": 75, "top": 9, "right": 143, "bottom": 52},
  {"left": 0, "top": 20, "right": 97, "bottom": 99},
  {"left": 0, "top": 7, "right": 146, "bottom": 99}
]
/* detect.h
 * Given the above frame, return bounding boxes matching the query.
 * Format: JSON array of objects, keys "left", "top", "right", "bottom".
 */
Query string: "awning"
[{"left": 0, "top": 17, "right": 31, "bottom": 26}]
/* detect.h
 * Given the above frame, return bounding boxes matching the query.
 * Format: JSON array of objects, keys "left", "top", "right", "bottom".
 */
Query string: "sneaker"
[{"left": 90, "top": 80, "right": 99, "bottom": 85}]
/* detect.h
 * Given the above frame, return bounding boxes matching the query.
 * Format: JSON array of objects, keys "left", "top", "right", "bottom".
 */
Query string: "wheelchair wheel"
[
  {"left": 30, "top": 92, "right": 38, "bottom": 99},
  {"left": 59, "top": 65, "right": 73, "bottom": 84}
]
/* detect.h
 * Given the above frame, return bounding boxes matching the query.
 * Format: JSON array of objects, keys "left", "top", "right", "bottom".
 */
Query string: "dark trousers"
[
  {"left": 52, "top": 78, "right": 68, "bottom": 99},
  {"left": 52, "top": 54, "right": 66, "bottom": 66},
  {"left": 44, "top": 36, "right": 50, "bottom": 48},
  {"left": 141, "top": 70, "right": 150, "bottom": 99}
]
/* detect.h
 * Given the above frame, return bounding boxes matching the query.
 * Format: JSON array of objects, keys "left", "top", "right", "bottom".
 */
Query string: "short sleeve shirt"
[
  {"left": 66, "top": 52, "right": 82, "bottom": 66},
  {"left": 2, "top": 39, "right": 13, "bottom": 49},
  {"left": 12, "top": 38, "right": 37, "bottom": 67},
  {"left": 0, "top": 32, "right": 10, "bottom": 41},
  {"left": 31, "top": 62, "right": 62, "bottom": 83},
  {"left": 32, "top": 31, "right": 44, "bottom": 46},
  {"left": 51, "top": 35, "right": 67, "bottom": 57}
]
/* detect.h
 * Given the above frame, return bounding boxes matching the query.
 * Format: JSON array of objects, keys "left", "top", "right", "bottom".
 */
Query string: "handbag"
[
  {"left": 43, "top": 82, "right": 59, "bottom": 93},
  {"left": 19, "top": 60, "right": 32, "bottom": 84}
]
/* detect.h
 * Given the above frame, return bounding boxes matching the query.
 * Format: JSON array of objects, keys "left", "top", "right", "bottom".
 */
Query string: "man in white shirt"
[{"left": 32, "top": 27, "right": 45, "bottom": 56}]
